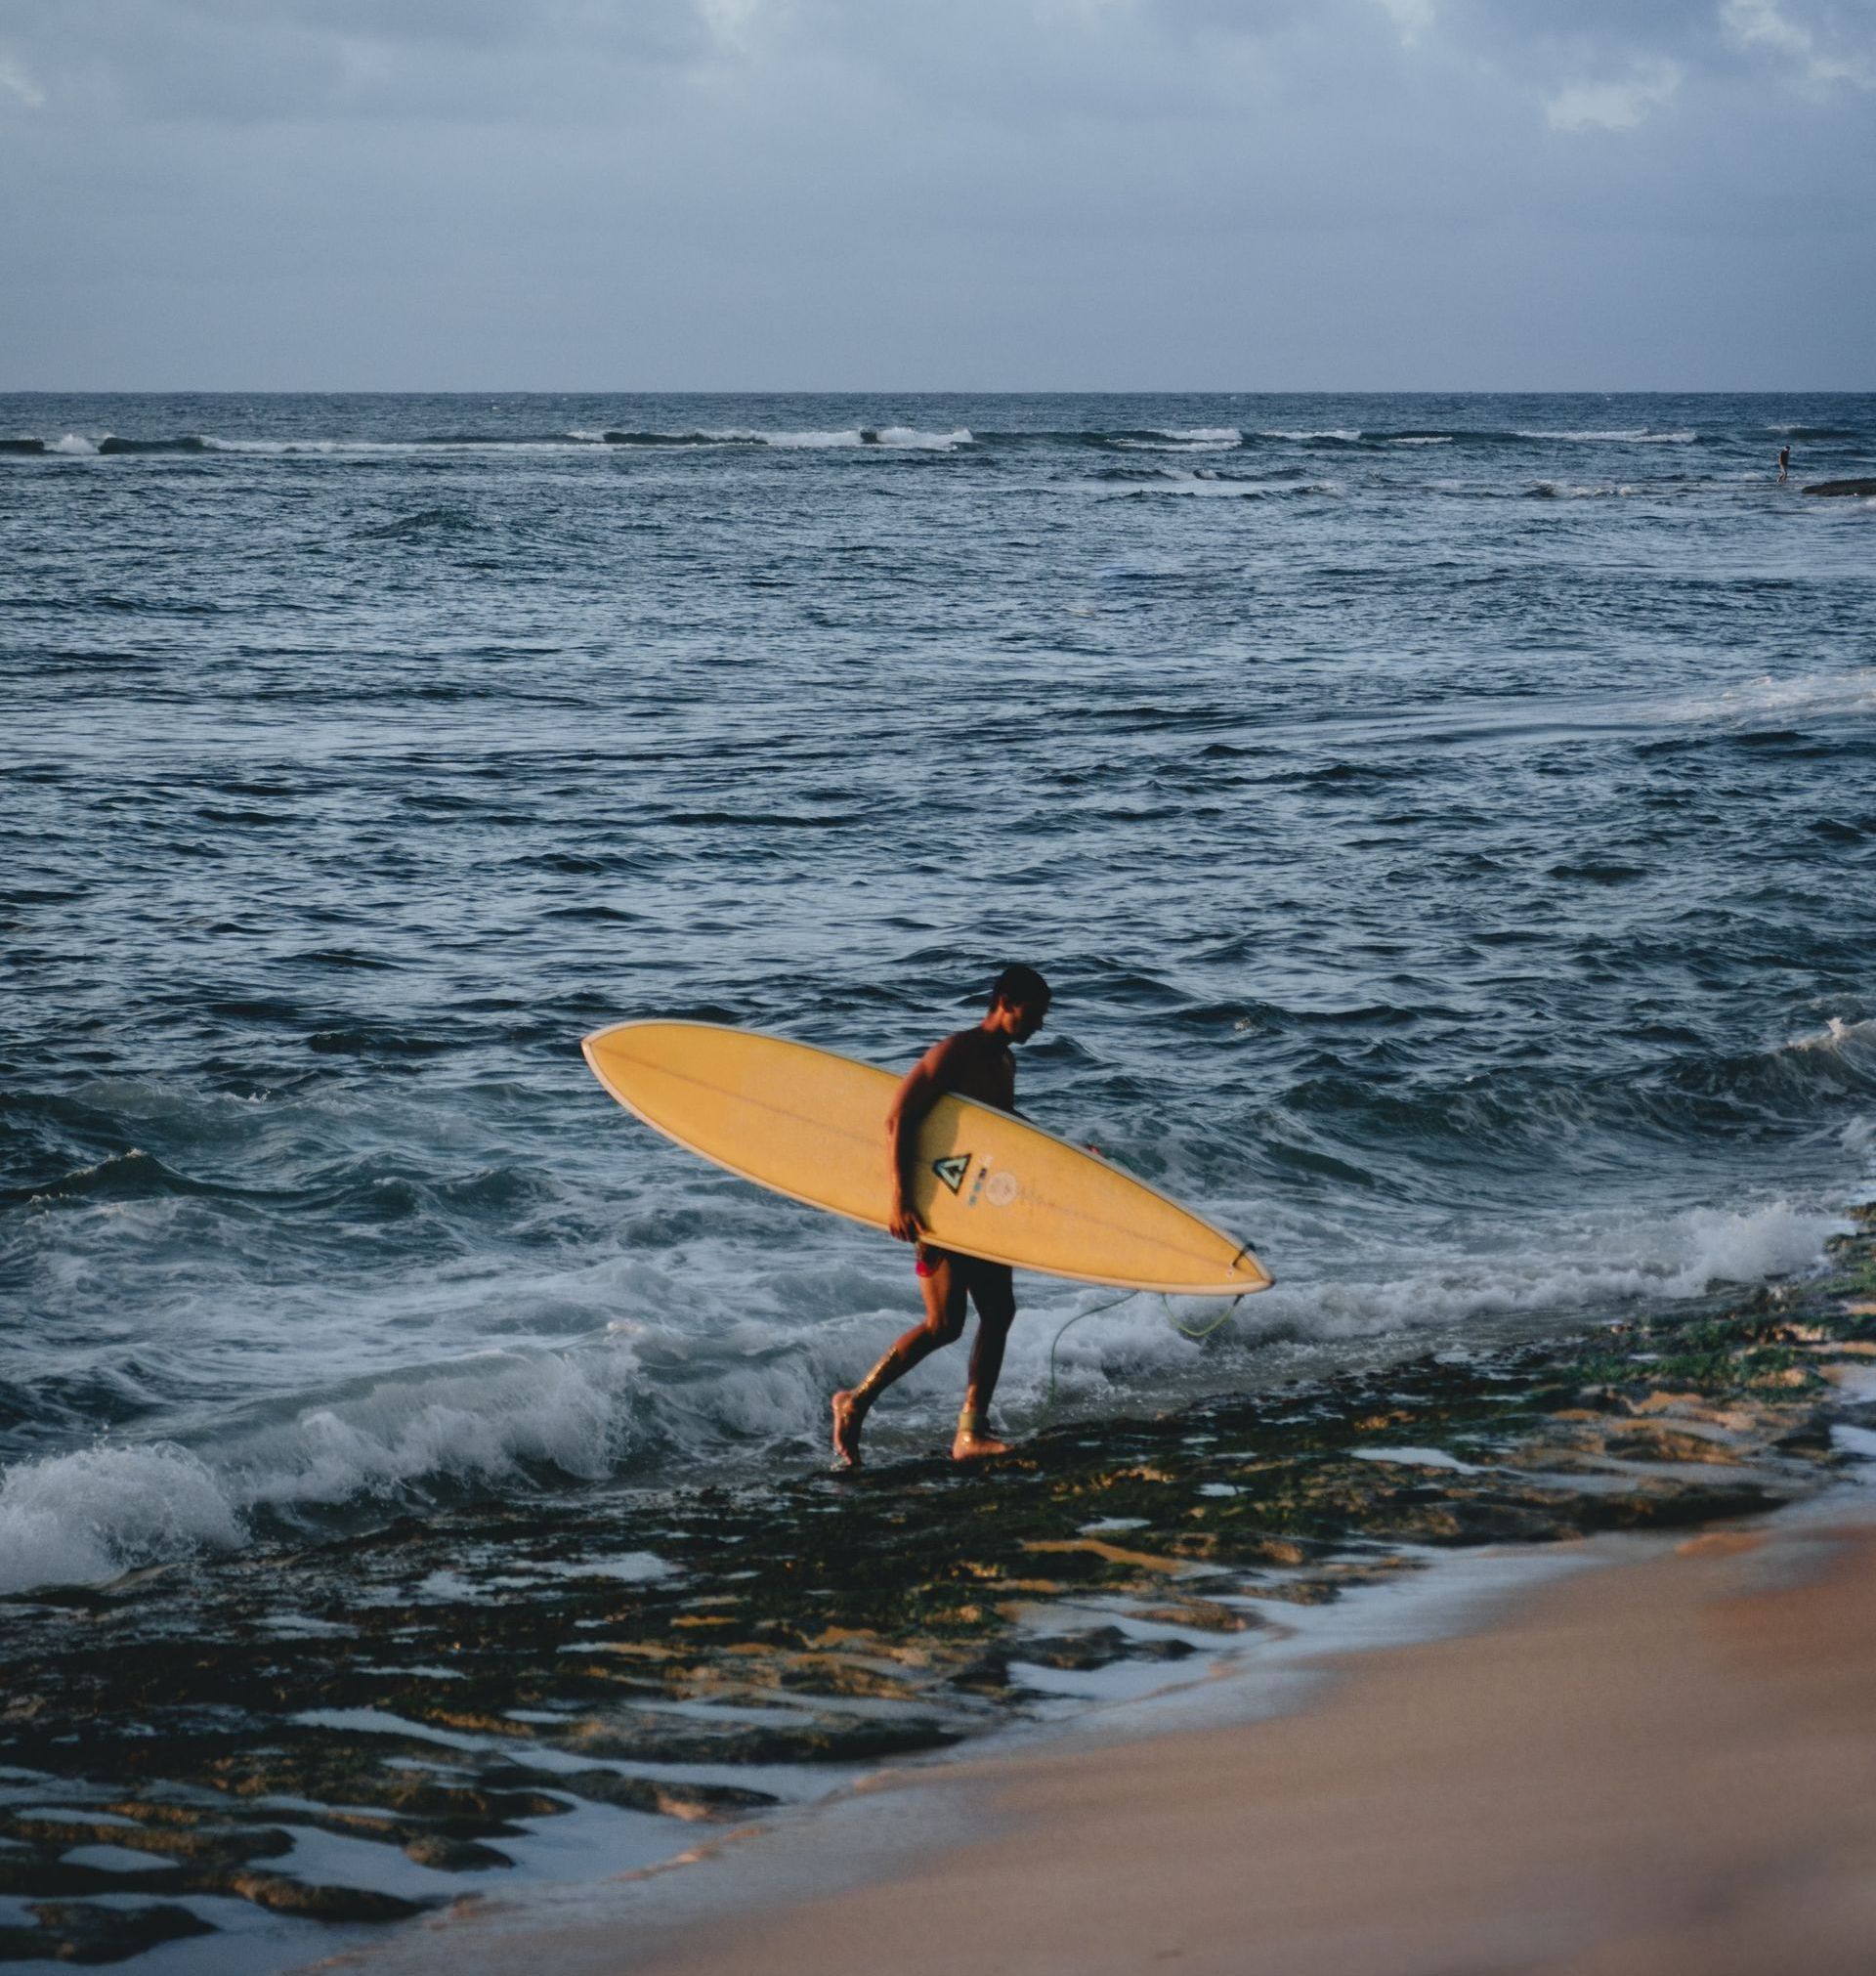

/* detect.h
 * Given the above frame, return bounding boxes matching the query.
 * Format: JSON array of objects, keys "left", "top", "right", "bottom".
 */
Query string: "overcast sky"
[{"left": 2, "top": 0, "right": 1872, "bottom": 390}]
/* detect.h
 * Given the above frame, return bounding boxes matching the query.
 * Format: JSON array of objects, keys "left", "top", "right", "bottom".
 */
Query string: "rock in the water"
[
  {"left": 7, "top": 1900, "right": 213, "bottom": 1961},
  {"left": 401, "top": 1833, "right": 515, "bottom": 1871},
  {"left": 224, "top": 1873, "right": 429, "bottom": 1922},
  {"left": 1801, "top": 479, "right": 1876, "bottom": 496}
]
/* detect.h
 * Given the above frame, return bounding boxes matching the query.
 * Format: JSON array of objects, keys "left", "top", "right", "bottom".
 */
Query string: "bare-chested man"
[{"left": 831, "top": 965, "right": 1051, "bottom": 1469}]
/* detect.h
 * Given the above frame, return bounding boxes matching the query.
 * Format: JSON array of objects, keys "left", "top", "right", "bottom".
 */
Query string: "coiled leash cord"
[{"left": 1032, "top": 1289, "right": 1247, "bottom": 1434}]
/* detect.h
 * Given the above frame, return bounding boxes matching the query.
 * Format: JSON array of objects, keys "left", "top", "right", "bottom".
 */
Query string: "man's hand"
[{"left": 886, "top": 1052, "right": 943, "bottom": 1246}]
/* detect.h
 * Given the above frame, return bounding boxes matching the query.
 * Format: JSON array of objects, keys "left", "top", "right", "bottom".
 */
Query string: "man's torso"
[{"left": 931, "top": 1027, "right": 1016, "bottom": 1111}]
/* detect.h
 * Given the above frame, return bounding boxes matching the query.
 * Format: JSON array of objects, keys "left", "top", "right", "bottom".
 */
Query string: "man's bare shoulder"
[
  {"left": 938, "top": 1024, "right": 1004, "bottom": 1063},
  {"left": 923, "top": 1027, "right": 1018, "bottom": 1108},
  {"left": 911, "top": 1029, "right": 973, "bottom": 1079},
  {"left": 940, "top": 1025, "right": 992, "bottom": 1055}
]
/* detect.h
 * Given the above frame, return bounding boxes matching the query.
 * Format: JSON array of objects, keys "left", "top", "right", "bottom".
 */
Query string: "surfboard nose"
[{"left": 1230, "top": 1243, "right": 1275, "bottom": 1293}]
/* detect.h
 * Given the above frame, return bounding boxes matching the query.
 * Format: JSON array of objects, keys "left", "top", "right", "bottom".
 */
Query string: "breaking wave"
[
  {"left": 1527, "top": 480, "right": 1646, "bottom": 499},
  {"left": 1514, "top": 427, "right": 1698, "bottom": 444},
  {"left": 2, "top": 1176, "right": 1851, "bottom": 1596},
  {"left": 0, "top": 1343, "right": 644, "bottom": 1595},
  {"left": 0, "top": 422, "right": 1800, "bottom": 468},
  {"left": 0, "top": 426, "right": 977, "bottom": 458}
]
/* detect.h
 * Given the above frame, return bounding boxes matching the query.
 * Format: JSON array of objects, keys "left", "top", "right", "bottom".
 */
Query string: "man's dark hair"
[{"left": 989, "top": 964, "right": 1050, "bottom": 1010}]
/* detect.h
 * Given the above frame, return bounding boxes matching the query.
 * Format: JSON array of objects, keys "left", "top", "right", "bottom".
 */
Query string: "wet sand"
[{"left": 353, "top": 1500, "right": 1876, "bottom": 1976}]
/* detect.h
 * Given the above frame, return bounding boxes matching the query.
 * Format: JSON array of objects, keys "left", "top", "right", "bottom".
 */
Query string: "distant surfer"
[
  {"left": 831, "top": 965, "right": 1052, "bottom": 1469},
  {"left": 1778, "top": 444, "right": 1791, "bottom": 484}
]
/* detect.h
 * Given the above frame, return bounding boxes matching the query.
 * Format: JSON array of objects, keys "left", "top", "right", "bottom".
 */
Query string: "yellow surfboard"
[{"left": 581, "top": 1021, "right": 1271, "bottom": 1298}]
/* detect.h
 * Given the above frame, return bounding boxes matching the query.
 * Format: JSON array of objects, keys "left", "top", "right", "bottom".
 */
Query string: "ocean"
[
  {"left": 4, "top": 391, "right": 1873, "bottom": 1586},
  {"left": 2, "top": 392, "right": 1874, "bottom": 1963}
]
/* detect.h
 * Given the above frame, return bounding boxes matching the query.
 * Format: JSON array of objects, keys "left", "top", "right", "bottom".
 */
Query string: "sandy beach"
[{"left": 337, "top": 1497, "right": 1876, "bottom": 1976}]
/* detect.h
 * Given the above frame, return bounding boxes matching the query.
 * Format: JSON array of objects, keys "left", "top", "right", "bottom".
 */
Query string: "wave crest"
[
  {"left": 0, "top": 1443, "right": 241, "bottom": 1595},
  {"left": 0, "top": 1345, "right": 642, "bottom": 1595},
  {"left": 1514, "top": 427, "right": 1697, "bottom": 444}
]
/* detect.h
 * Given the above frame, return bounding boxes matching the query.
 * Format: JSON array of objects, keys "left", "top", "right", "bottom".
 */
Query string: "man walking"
[{"left": 831, "top": 965, "right": 1051, "bottom": 1468}]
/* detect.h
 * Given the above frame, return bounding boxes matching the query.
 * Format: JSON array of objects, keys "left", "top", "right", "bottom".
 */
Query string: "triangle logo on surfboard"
[{"left": 932, "top": 1154, "right": 971, "bottom": 1194}]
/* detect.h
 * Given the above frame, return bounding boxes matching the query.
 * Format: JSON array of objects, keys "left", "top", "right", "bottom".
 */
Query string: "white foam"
[
  {"left": 0, "top": 1342, "right": 642, "bottom": 1595},
  {"left": 1092, "top": 474, "right": 1326, "bottom": 499},
  {"left": 1786, "top": 1016, "right": 1876, "bottom": 1056},
  {"left": 578, "top": 425, "right": 972, "bottom": 451},
  {"left": 1258, "top": 427, "right": 1361, "bottom": 442},
  {"left": 1387, "top": 435, "right": 1453, "bottom": 445},
  {"left": 1356, "top": 1446, "right": 1483, "bottom": 1473},
  {"left": 203, "top": 437, "right": 590, "bottom": 456},
  {"left": 1704, "top": 667, "right": 1876, "bottom": 723},
  {"left": 1115, "top": 438, "right": 1242, "bottom": 453},
  {"left": 1237, "top": 1198, "right": 1847, "bottom": 1352},
  {"left": 0, "top": 1443, "right": 242, "bottom": 1595},
  {"left": 48, "top": 433, "right": 99, "bottom": 455},
  {"left": 232, "top": 1346, "right": 636, "bottom": 1509},
  {"left": 1637, "top": 666, "right": 1876, "bottom": 741},
  {"left": 533, "top": 1550, "right": 674, "bottom": 1583},
  {"left": 747, "top": 427, "right": 859, "bottom": 448},
  {"left": 1113, "top": 427, "right": 1243, "bottom": 453},
  {"left": 751, "top": 426, "right": 972, "bottom": 451},
  {"left": 1, "top": 1186, "right": 1850, "bottom": 1594},
  {"left": 870, "top": 425, "right": 972, "bottom": 450},
  {"left": 1530, "top": 480, "right": 1645, "bottom": 498},
  {"left": 1515, "top": 428, "right": 1696, "bottom": 444}
]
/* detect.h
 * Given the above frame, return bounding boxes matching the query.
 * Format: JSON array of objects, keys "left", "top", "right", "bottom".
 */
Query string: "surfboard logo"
[{"left": 932, "top": 1154, "right": 971, "bottom": 1195}]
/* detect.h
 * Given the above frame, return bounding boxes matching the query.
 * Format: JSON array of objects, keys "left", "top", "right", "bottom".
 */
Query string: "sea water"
[{"left": 3, "top": 391, "right": 1873, "bottom": 1595}]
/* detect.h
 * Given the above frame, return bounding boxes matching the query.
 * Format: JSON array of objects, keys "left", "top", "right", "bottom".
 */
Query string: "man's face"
[{"left": 1006, "top": 996, "right": 1049, "bottom": 1042}]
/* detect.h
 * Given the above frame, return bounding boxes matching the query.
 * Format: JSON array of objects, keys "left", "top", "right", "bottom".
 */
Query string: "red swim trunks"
[
  {"left": 914, "top": 1242, "right": 950, "bottom": 1279},
  {"left": 914, "top": 1246, "right": 1013, "bottom": 1298}
]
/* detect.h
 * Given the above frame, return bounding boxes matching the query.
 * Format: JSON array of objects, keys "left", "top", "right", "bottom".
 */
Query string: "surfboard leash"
[
  {"left": 1031, "top": 1290, "right": 1248, "bottom": 1433},
  {"left": 1161, "top": 1291, "right": 1243, "bottom": 1342}
]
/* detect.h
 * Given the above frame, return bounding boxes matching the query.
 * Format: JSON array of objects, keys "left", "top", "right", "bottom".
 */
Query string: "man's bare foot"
[
  {"left": 831, "top": 1391, "right": 865, "bottom": 1470},
  {"left": 951, "top": 1425, "right": 1012, "bottom": 1462}
]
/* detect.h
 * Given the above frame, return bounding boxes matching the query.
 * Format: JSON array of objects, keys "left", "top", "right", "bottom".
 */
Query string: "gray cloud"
[
  {"left": 1, "top": 0, "right": 1870, "bottom": 387},
  {"left": 0, "top": 0, "right": 716, "bottom": 122}
]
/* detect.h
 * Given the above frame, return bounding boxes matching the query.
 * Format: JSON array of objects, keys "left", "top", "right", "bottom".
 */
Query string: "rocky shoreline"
[{"left": 4, "top": 1206, "right": 1874, "bottom": 1967}]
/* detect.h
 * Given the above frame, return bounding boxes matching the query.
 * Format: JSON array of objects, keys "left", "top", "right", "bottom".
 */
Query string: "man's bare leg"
[
  {"left": 952, "top": 1267, "right": 1016, "bottom": 1461},
  {"left": 829, "top": 1388, "right": 867, "bottom": 1469},
  {"left": 831, "top": 1259, "right": 967, "bottom": 1469}
]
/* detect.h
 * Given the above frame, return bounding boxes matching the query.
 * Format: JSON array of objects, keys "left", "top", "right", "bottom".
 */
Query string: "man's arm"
[{"left": 884, "top": 1039, "right": 959, "bottom": 1242}]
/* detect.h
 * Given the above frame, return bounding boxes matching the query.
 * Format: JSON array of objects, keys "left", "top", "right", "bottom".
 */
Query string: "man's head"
[{"left": 987, "top": 963, "right": 1051, "bottom": 1041}]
